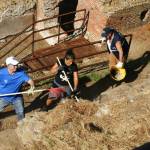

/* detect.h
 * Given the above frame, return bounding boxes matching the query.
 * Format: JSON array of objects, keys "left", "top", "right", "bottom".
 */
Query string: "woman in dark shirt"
[
  {"left": 40, "top": 49, "right": 78, "bottom": 111},
  {"left": 100, "top": 27, "right": 129, "bottom": 70}
]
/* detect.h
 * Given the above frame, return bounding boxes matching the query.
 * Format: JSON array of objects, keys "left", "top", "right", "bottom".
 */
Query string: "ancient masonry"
[
  {"left": 77, "top": 0, "right": 150, "bottom": 40},
  {"left": 0, "top": 0, "right": 149, "bottom": 40}
]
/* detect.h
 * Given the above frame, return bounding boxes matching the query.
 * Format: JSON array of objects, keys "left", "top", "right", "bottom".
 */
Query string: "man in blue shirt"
[{"left": 0, "top": 56, "right": 34, "bottom": 121}]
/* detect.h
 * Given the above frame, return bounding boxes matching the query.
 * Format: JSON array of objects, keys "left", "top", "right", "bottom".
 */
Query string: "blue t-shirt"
[
  {"left": 0, "top": 67, "right": 30, "bottom": 102},
  {"left": 107, "top": 31, "right": 129, "bottom": 53}
]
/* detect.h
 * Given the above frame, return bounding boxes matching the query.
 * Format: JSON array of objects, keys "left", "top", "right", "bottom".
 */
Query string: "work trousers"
[{"left": 0, "top": 97, "right": 24, "bottom": 120}]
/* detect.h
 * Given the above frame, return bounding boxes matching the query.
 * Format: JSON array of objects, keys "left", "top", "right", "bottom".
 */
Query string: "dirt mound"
[
  {"left": 2, "top": 61, "right": 149, "bottom": 150},
  {"left": 0, "top": 61, "right": 150, "bottom": 149}
]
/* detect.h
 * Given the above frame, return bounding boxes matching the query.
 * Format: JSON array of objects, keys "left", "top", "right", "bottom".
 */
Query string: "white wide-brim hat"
[{"left": 6, "top": 56, "right": 19, "bottom": 66}]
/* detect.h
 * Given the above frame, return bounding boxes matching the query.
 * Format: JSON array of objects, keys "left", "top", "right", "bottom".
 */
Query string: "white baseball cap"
[{"left": 5, "top": 56, "right": 19, "bottom": 66}]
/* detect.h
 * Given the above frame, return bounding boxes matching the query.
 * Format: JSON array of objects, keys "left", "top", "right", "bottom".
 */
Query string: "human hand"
[
  {"left": 115, "top": 61, "right": 123, "bottom": 68},
  {"left": 27, "top": 86, "right": 35, "bottom": 96},
  {"left": 100, "top": 37, "right": 106, "bottom": 43},
  {"left": 72, "top": 89, "right": 80, "bottom": 97}
]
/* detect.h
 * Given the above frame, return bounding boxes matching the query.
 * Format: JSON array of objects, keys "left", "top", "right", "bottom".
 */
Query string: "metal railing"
[
  {"left": 21, "top": 33, "right": 132, "bottom": 75},
  {"left": 21, "top": 39, "right": 106, "bottom": 73},
  {"left": 0, "top": 9, "right": 89, "bottom": 61}
]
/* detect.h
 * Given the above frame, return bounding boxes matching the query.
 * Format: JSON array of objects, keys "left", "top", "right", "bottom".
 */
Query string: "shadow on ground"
[
  {"left": 0, "top": 90, "right": 50, "bottom": 120},
  {"left": 0, "top": 91, "right": 60, "bottom": 119},
  {"left": 133, "top": 142, "right": 150, "bottom": 150},
  {"left": 80, "top": 51, "right": 150, "bottom": 100}
]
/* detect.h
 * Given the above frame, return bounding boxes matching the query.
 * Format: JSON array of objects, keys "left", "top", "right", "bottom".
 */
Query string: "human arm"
[
  {"left": 71, "top": 71, "right": 80, "bottom": 100},
  {"left": 27, "top": 79, "right": 35, "bottom": 95},
  {"left": 115, "top": 41, "right": 124, "bottom": 68},
  {"left": 73, "top": 71, "right": 78, "bottom": 91},
  {"left": 27, "top": 79, "right": 34, "bottom": 88},
  {"left": 50, "top": 63, "right": 59, "bottom": 75},
  {"left": 116, "top": 41, "right": 124, "bottom": 62}
]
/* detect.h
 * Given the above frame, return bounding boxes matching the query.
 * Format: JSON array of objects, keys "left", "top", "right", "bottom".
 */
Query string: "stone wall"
[
  {"left": 0, "top": 0, "right": 36, "bottom": 19},
  {"left": 104, "top": 1, "right": 150, "bottom": 32},
  {"left": 0, "top": 14, "right": 33, "bottom": 39},
  {"left": 77, "top": 0, "right": 150, "bottom": 40},
  {"left": 0, "top": 0, "right": 150, "bottom": 40},
  {"left": 77, "top": 0, "right": 107, "bottom": 41},
  {"left": 0, "top": 0, "right": 36, "bottom": 38},
  {"left": 0, "top": 0, "right": 58, "bottom": 39},
  {"left": 39, "top": 0, "right": 58, "bottom": 28}
]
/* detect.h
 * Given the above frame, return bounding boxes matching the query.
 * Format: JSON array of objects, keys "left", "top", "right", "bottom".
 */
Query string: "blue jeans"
[{"left": 0, "top": 97, "right": 24, "bottom": 120}]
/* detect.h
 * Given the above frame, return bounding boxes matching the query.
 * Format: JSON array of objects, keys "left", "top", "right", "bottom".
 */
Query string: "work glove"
[
  {"left": 100, "top": 37, "right": 106, "bottom": 43},
  {"left": 72, "top": 89, "right": 80, "bottom": 98},
  {"left": 115, "top": 61, "right": 123, "bottom": 69},
  {"left": 27, "top": 86, "right": 35, "bottom": 96}
]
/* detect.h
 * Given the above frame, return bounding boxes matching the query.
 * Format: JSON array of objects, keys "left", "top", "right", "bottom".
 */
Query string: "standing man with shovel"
[
  {"left": 40, "top": 49, "right": 79, "bottom": 111},
  {"left": 0, "top": 56, "right": 35, "bottom": 121}
]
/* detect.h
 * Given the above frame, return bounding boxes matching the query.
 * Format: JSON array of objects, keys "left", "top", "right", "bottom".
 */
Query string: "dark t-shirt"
[
  {"left": 54, "top": 59, "right": 78, "bottom": 86},
  {"left": 107, "top": 31, "right": 129, "bottom": 59}
]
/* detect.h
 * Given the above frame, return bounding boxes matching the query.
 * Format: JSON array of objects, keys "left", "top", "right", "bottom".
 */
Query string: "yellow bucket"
[{"left": 110, "top": 67, "right": 126, "bottom": 81}]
